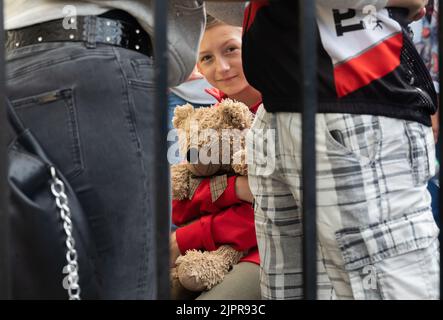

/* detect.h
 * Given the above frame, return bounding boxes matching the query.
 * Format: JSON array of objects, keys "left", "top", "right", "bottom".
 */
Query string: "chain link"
[{"left": 50, "top": 166, "right": 81, "bottom": 300}]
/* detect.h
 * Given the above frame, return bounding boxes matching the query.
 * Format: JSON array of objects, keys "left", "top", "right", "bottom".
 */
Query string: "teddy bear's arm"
[
  {"left": 175, "top": 201, "right": 257, "bottom": 254},
  {"left": 232, "top": 149, "right": 248, "bottom": 176},
  {"left": 171, "top": 164, "right": 191, "bottom": 200}
]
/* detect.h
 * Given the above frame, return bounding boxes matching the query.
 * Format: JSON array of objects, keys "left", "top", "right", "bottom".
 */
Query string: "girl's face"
[{"left": 197, "top": 24, "right": 250, "bottom": 97}]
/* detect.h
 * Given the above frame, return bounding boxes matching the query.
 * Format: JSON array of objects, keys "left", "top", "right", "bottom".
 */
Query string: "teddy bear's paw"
[
  {"left": 178, "top": 264, "right": 226, "bottom": 291},
  {"left": 177, "top": 250, "right": 229, "bottom": 291},
  {"left": 170, "top": 267, "right": 179, "bottom": 280},
  {"left": 232, "top": 163, "right": 248, "bottom": 176},
  {"left": 218, "top": 99, "right": 253, "bottom": 130},
  {"left": 171, "top": 271, "right": 200, "bottom": 300},
  {"left": 232, "top": 149, "right": 248, "bottom": 176},
  {"left": 175, "top": 250, "right": 201, "bottom": 267},
  {"left": 178, "top": 272, "right": 209, "bottom": 292}
]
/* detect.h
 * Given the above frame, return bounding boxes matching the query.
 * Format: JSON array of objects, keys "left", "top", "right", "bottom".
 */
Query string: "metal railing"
[
  {"left": 153, "top": 0, "right": 170, "bottom": 300},
  {"left": 300, "top": 0, "right": 318, "bottom": 300},
  {"left": 0, "top": 0, "right": 10, "bottom": 301},
  {"left": 439, "top": 1, "right": 442, "bottom": 300}
]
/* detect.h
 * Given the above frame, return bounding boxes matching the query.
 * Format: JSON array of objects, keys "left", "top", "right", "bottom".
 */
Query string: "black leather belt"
[{"left": 5, "top": 12, "right": 153, "bottom": 57}]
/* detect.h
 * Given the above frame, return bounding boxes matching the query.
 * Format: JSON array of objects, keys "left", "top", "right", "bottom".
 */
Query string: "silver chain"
[{"left": 50, "top": 166, "right": 81, "bottom": 300}]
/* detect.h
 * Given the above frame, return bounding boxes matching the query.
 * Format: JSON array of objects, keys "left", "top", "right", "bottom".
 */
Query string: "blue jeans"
[
  {"left": 427, "top": 141, "right": 440, "bottom": 228},
  {"left": 6, "top": 42, "right": 157, "bottom": 299},
  {"left": 168, "top": 93, "right": 188, "bottom": 133},
  {"left": 428, "top": 180, "right": 439, "bottom": 227},
  {"left": 167, "top": 93, "right": 187, "bottom": 165}
]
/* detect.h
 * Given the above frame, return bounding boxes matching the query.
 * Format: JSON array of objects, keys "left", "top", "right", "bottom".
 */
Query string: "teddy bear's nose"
[{"left": 186, "top": 148, "right": 199, "bottom": 163}]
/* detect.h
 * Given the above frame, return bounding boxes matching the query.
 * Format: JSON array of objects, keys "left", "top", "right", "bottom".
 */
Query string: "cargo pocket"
[{"left": 336, "top": 209, "right": 439, "bottom": 300}]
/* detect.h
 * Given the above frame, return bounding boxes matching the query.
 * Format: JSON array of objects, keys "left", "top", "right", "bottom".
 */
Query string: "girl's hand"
[
  {"left": 170, "top": 231, "right": 181, "bottom": 267},
  {"left": 235, "top": 176, "right": 254, "bottom": 203},
  {"left": 432, "top": 111, "right": 439, "bottom": 144}
]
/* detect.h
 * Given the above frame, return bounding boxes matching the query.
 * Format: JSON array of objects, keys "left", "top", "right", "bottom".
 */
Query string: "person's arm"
[
  {"left": 204, "top": 0, "right": 426, "bottom": 24},
  {"left": 318, "top": 0, "right": 427, "bottom": 20},
  {"left": 386, "top": 0, "right": 428, "bottom": 20},
  {"left": 432, "top": 110, "right": 439, "bottom": 143},
  {"left": 317, "top": 0, "right": 389, "bottom": 9},
  {"left": 205, "top": 1, "right": 249, "bottom": 26}
]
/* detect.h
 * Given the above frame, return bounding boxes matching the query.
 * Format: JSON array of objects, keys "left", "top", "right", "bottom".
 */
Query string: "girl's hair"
[{"left": 206, "top": 15, "right": 225, "bottom": 30}]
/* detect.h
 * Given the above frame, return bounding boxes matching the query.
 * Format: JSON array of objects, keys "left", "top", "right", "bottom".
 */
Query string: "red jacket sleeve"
[
  {"left": 172, "top": 175, "right": 242, "bottom": 226},
  {"left": 175, "top": 202, "right": 257, "bottom": 254}
]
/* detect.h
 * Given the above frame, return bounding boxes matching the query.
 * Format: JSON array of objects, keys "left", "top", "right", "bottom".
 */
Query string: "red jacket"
[
  {"left": 173, "top": 89, "right": 262, "bottom": 265},
  {"left": 205, "top": 88, "right": 261, "bottom": 114}
]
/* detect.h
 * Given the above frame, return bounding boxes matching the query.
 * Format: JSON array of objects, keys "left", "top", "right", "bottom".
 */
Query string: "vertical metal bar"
[
  {"left": 300, "top": 0, "right": 318, "bottom": 300},
  {"left": 0, "top": 0, "right": 11, "bottom": 300},
  {"left": 439, "top": 0, "right": 442, "bottom": 301},
  {"left": 153, "top": 0, "right": 170, "bottom": 300}
]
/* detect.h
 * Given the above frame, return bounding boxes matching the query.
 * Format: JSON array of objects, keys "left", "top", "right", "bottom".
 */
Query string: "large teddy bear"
[{"left": 170, "top": 99, "right": 254, "bottom": 297}]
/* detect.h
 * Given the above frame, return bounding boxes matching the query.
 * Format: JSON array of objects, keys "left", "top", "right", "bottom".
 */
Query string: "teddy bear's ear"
[
  {"left": 218, "top": 99, "right": 253, "bottom": 129},
  {"left": 173, "top": 104, "right": 194, "bottom": 129}
]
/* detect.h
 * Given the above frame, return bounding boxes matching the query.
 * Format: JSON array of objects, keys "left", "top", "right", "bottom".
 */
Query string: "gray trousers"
[
  {"left": 197, "top": 262, "right": 261, "bottom": 300},
  {"left": 7, "top": 42, "right": 157, "bottom": 299}
]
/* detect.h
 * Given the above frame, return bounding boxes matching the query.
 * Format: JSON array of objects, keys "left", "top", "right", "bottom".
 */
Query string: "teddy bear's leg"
[
  {"left": 176, "top": 246, "right": 244, "bottom": 292},
  {"left": 170, "top": 266, "right": 200, "bottom": 300}
]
